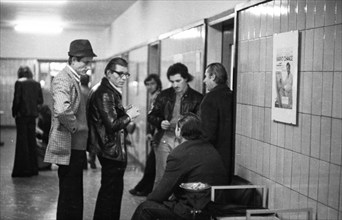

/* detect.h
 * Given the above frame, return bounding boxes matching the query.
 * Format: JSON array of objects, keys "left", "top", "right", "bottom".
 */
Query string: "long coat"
[
  {"left": 199, "top": 84, "right": 234, "bottom": 183},
  {"left": 44, "top": 66, "right": 82, "bottom": 165}
]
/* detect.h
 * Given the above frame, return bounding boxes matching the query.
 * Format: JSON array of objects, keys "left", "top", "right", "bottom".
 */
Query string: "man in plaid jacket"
[{"left": 44, "top": 39, "right": 96, "bottom": 220}]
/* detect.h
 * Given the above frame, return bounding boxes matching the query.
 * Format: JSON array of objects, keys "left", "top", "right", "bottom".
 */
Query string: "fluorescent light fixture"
[
  {"left": 14, "top": 21, "right": 63, "bottom": 34},
  {"left": 2, "top": 0, "right": 67, "bottom": 4}
]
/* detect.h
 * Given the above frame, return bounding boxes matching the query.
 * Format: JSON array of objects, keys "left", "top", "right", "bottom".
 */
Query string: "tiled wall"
[{"left": 235, "top": 0, "right": 341, "bottom": 219}]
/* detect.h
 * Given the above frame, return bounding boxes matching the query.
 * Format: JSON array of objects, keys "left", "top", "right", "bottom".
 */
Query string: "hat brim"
[{"left": 68, "top": 52, "right": 97, "bottom": 57}]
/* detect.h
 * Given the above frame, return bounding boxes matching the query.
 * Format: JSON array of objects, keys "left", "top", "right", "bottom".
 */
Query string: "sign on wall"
[{"left": 271, "top": 31, "right": 299, "bottom": 125}]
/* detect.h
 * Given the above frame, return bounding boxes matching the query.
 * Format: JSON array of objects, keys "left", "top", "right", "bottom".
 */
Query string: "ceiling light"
[
  {"left": 2, "top": 0, "right": 67, "bottom": 4},
  {"left": 14, "top": 21, "right": 63, "bottom": 34}
]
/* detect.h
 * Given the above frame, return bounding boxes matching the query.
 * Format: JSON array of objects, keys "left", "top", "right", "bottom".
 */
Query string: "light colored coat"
[{"left": 44, "top": 66, "right": 81, "bottom": 165}]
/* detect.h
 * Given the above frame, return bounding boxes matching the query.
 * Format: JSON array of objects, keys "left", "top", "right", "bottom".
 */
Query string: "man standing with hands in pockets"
[
  {"left": 87, "top": 57, "right": 140, "bottom": 220},
  {"left": 44, "top": 39, "right": 97, "bottom": 220}
]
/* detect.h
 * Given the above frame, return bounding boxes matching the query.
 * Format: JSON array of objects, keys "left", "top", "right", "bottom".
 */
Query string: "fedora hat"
[{"left": 68, "top": 39, "right": 97, "bottom": 57}]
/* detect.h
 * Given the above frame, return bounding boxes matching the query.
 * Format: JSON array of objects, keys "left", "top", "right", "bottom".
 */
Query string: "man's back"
[
  {"left": 12, "top": 78, "right": 43, "bottom": 118},
  {"left": 148, "top": 139, "right": 228, "bottom": 218}
]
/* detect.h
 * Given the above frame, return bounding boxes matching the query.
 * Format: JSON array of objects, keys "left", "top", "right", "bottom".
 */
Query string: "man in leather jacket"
[
  {"left": 148, "top": 63, "right": 203, "bottom": 189},
  {"left": 87, "top": 57, "right": 140, "bottom": 220}
]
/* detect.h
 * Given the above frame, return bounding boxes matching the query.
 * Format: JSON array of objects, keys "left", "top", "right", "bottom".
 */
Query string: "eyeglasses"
[{"left": 111, "top": 70, "right": 130, "bottom": 78}]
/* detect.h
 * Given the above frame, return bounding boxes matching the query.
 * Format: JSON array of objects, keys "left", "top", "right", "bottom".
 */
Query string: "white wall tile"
[
  {"left": 300, "top": 154, "right": 309, "bottom": 196},
  {"left": 264, "top": 107, "right": 272, "bottom": 143},
  {"left": 284, "top": 124, "right": 293, "bottom": 150},
  {"left": 306, "top": 0, "right": 315, "bottom": 29},
  {"left": 318, "top": 160, "right": 329, "bottom": 205},
  {"left": 277, "top": 123, "right": 285, "bottom": 148},
  {"left": 273, "top": 0, "right": 281, "bottom": 34},
  {"left": 334, "top": 25, "right": 342, "bottom": 71},
  {"left": 311, "top": 72, "right": 323, "bottom": 115},
  {"left": 309, "top": 157, "right": 319, "bottom": 200},
  {"left": 276, "top": 147, "right": 284, "bottom": 184},
  {"left": 291, "top": 152, "right": 301, "bottom": 192},
  {"left": 263, "top": 143, "right": 270, "bottom": 178},
  {"left": 270, "top": 145, "right": 278, "bottom": 182},
  {"left": 297, "top": 0, "right": 306, "bottom": 30},
  {"left": 310, "top": 115, "right": 321, "bottom": 158},
  {"left": 292, "top": 113, "right": 302, "bottom": 153},
  {"left": 323, "top": 26, "right": 335, "bottom": 71},
  {"left": 304, "top": 30, "right": 314, "bottom": 71},
  {"left": 332, "top": 72, "right": 342, "bottom": 118},
  {"left": 301, "top": 114, "right": 311, "bottom": 155},
  {"left": 302, "top": 72, "right": 313, "bottom": 113},
  {"left": 325, "top": 0, "right": 337, "bottom": 26},
  {"left": 288, "top": 0, "right": 297, "bottom": 31},
  {"left": 283, "top": 149, "right": 292, "bottom": 187},
  {"left": 337, "top": 0, "right": 342, "bottom": 23},
  {"left": 280, "top": 0, "right": 289, "bottom": 32},
  {"left": 313, "top": 28, "right": 324, "bottom": 71},
  {"left": 320, "top": 117, "right": 331, "bottom": 162},
  {"left": 331, "top": 118, "right": 342, "bottom": 165},
  {"left": 328, "top": 164, "right": 340, "bottom": 209},
  {"left": 266, "top": 1, "right": 274, "bottom": 36},
  {"left": 322, "top": 71, "right": 334, "bottom": 116},
  {"left": 314, "top": 0, "right": 325, "bottom": 28}
]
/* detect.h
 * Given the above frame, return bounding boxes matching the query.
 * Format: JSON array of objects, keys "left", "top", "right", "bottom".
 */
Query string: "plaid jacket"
[{"left": 44, "top": 66, "right": 81, "bottom": 165}]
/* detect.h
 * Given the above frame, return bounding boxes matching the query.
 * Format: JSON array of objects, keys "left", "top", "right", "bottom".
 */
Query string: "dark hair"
[
  {"left": 177, "top": 113, "right": 202, "bottom": 140},
  {"left": 17, "top": 66, "right": 33, "bottom": 79},
  {"left": 206, "top": 63, "right": 227, "bottom": 85},
  {"left": 166, "top": 62, "right": 194, "bottom": 82},
  {"left": 68, "top": 56, "right": 83, "bottom": 65},
  {"left": 104, "top": 57, "right": 128, "bottom": 76},
  {"left": 144, "top": 74, "right": 162, "bottom": 90}
]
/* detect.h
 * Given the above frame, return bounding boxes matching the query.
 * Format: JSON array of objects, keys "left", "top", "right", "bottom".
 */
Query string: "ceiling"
[{"left": 0, "top": 0, "right": 137, "bottom": 30}]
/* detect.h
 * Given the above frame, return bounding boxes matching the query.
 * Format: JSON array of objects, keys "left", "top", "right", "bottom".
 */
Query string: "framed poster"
[{"left": 271, "top": 31, "right": 299, "bottom": 125}]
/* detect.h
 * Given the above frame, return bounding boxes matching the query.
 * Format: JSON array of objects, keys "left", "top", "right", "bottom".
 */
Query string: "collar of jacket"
[
  {"left": 167, "top": 84, "right": 192, "bottom": 100},
  {"left": 209, "top": 84, "right": 230, "bottom": 93},
  {"left": 101, "top": 77, "right": 122, "bottom": 97},
  {"left": 67, "top": 65, "right": 81, "bottom": 83}
]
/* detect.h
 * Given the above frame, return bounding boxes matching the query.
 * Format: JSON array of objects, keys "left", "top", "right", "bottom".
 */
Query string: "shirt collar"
[
  {"left": 108, "top": 79, "right": 122, "bottom": 94},
  {"left": 176, "top": 84, "right": 188, "bottom": 97},
  {"left": 67, "top": 65, "right": 80, "bottom": 83}
]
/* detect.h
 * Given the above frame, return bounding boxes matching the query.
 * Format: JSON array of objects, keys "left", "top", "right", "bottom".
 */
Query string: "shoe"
[
  {"left": 135, "top": 191, "right": 149, "bottom": 197},
  {"left": 129, "top": 189, "right": 149, "bottom": 197}
]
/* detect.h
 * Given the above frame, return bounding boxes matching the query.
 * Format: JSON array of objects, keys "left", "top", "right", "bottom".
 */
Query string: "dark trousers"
[
  {"left": 131, "top": 200, "right": 183, "bottom": 220},
  {"left": 57, "top": 150, "right": 85, "bottom": 220},
  {"left": 12, "top": 117, "right": 38, "bottom": 177},
  {"left": 134, "top": 149, "right": 156, "bottom": 193},
  {"left": 93, "top": 156, "right": 126, "bottom": 220}
]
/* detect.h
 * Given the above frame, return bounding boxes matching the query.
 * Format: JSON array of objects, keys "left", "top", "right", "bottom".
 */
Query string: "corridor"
[{"left": 0, "top": 128, "right": 146, "bottom": 220}]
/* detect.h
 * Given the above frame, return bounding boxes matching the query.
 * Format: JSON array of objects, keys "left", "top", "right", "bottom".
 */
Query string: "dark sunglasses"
[{"left": 111, "top": 70, "right": 130, "bottom": 78}]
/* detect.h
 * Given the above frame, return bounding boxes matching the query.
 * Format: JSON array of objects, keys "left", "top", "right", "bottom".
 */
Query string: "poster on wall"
[{"left": 271, "top": 31, "right": 299, "bottom": 125}]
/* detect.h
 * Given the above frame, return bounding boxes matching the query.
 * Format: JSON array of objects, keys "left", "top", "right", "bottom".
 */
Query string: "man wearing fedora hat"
[{"left": 44, "top": 39, "right": 96, "bottom": 220}]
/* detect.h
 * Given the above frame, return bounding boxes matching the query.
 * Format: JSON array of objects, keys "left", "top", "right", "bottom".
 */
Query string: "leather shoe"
[{"left": 129, "top": 189, "right": 148, "bottom": 197}]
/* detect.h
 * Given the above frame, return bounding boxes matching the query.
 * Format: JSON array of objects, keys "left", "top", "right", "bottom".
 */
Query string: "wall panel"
[{"left": 235, "top": 0, "right": 342, "bottom": 218}]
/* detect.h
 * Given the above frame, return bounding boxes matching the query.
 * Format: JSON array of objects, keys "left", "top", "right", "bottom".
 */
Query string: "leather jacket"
[
  {"left": 147, "top": 86, "right": 203, "bottom": 144},
  {"left": 87, "top": 77, "right": 131, "bottom": 162}
]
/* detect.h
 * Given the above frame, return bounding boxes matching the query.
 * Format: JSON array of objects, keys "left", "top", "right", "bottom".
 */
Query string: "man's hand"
[
  {"left": 161, "top": 120, "right": 170, "bottom": 130},
  {"left": 126, "top": 106, "right": 140, "bottom": 120}
]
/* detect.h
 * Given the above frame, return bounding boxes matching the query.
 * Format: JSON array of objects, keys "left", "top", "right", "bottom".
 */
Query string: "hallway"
[{"left": 0, "top": 128, "right": 146, "bottom": 220}]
